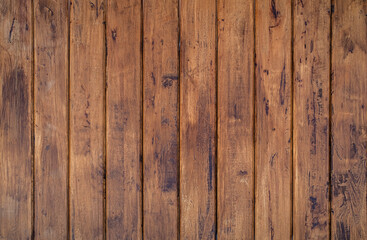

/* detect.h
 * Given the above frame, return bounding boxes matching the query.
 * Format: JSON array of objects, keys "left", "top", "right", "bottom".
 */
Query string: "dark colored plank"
[{"left": 217, "top": 0, "right": 255, "bottom": 238}]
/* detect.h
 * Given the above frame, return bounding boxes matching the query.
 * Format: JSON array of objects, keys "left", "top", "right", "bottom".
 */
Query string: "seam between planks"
[
  {"left": 177, "top": 0, "right": 181, "bottom": 238},
  {"left": 140, "top": 0, "right": 144, "bottom": 238},
  {"left": 31, "top": 0, "right": 36, "bottom": 239},
  {"left": 215, "top": 0, "right": 219, "bottom": 238},
  {"left": 252, "top": 0, "right": 256, "bottom": 239},
  {"left": 67, "top": 0, "right": 71, "bottom": 239},
  {"left": 103, "top": 1, "right": 107, "bottom": 239},
  {"left": 290, "top": 0, "right": 295, "bottom": 238}
]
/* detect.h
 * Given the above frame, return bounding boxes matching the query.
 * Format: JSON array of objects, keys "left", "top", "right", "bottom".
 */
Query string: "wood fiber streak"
[
  {"left": 0, "top": 0, "right": 33, "bottom": 239},
  {"left": 34, "top": 0, "right": 68, "bottom": 238},
  {"left": 106, "top": 0, "right": 142, "bottom": 239},
  {"left": 180, "top": 0, "right": 216, "bottom": 239},
  {"left": 217, "top": 0, "right": 254, "bottom": 238},
  {"left": 143, "top": 0, "right": 179, "bottom": 238},
  {"left": 331, "top": 0, "right": 367, "bottom": 239},
  {"left": 69, "top": 0, "right": 105, "bottom": 239},
  {"left": 255, "top": 0, "right": 292, "bottom": 239},
  {"left": 293, "top": 0, "right": 331, "bottom": 239}
]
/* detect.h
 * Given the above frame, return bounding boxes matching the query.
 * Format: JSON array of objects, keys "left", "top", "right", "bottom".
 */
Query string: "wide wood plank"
[
  {"left": 143, "top": 0, "right": 179, "bottom": 238},
  {"left": 34, "top": 0, "right": 68, "bottom": 238},
  {"left": 293, "top": 0, "right": 331, "bottom": 239},
  {"left": 217, "top": 0, "right": 254, "bottom": 238},
  {"left": 331, "top": 0, "right": 366, "bottom": 239},
  {"left": 0, "top": 0, "right": 33, "bottom": 239},
  {"left": 69, "top": 0, "right": 105, "bottom": 238},
  {"left": 255, "top": 0, "right": 292, "bottom": 239},
  {"left": 180, "top": 0, "right": 216, "bottom": 238},
  {"left": 106, "top": 0, "right": 142, "bottom": 239}
]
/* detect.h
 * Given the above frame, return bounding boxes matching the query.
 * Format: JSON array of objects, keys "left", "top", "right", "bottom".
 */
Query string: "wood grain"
[
  {"left": 106, "top": 0, "right": 142, "bottom": 239},
  {"left": 0, "top": 0, "right": 33, "bottom": 239},
  {"left": 180, "top": 0, "right": 216, "bottom": 238},
  {"left": 143, "top": 0, "right": 179, "bottom": 238},
  {"left": 217, "top": 0, "right": 254, "bottom": 238},
  {"left": 69, "top": 0, "right": 105, "bottom": 239},
  {"left": 293, "top": 0, "right": 331, "bottom": 239},
  {"left": 331, "top": 0, "right": 367, "bottom": 239},
  {"left": 34, "top": 0, "right": 68, "bottom": 238},
  {"left": 255, "top": 0, "right": 292, "bottom": 239}
]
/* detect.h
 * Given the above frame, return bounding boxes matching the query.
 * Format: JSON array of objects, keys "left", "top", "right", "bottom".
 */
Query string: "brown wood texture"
[
  {"left": 331, "top": 0, "right": 367, "bottom": 239},
  {"left": 0, "top": 0, "right": 33, "bottom": 239},
  {"left": 69, "top": 0, "right": 105, "bottom": 239},
  {"left": 106, "top": 0, "right": 142, "bottom": 239},
  {"left": 255, "top": 0, "right": 292, "bottom": 239},
  {"left": 217, "top": 0, "right": 254, "bottom": 238},
  {"left": 1, "top": 0, "right": 367, "bottom": 239},
  {"left": 293, "top": 0, "right": 331, "bottom": 239},
  {"left": 34, "top": 0, "right": 68, "bottom": 238},
  {"left": 143, "top": 0, "right": 179, "bottom": 238}
]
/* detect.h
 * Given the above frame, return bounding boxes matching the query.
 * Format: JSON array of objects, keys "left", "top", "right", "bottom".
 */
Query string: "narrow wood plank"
[
  {"left": 217, "top": 0, "right": 254, "bottom": 238},
  {"left": 255, "top": 0, "right": 292, "bottom": 239},
  {"left": 34, "top": 0, "right": 68, "bottom": 238},
  {"left": 106, "top": 0, "right": 142, "bottom": 238},
  {"left": 180, "top": 0, "right": 216, "bottom": 238},
  {"left": 0, "top": 0, "right": 33, "bottom": 238},
  {"left": 331, "top": 0, "right": 366, "bottom": 239},
  {"left": 69, "top": 0, "right": 105, "bottom": 238},
  {"left": 293, "top": 0, "right": 331, "bottom": 239},
  {"left": 143, "top": 0, "right": 179, "bottom": 238}
]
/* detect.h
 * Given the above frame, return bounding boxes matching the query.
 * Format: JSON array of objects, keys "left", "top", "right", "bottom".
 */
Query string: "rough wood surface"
[
  {"left": 180, "top": 0, "right": 216, "bottom": 238},
  {"left": 143, "top": 0, "right": 179, "bottom": 238},
  {"left": 69, "top": 0, "right": 105, "bottom": 239},
  {"left": 106, "top": 0, "right": 142, "bottom": 239},
  {"left": 34, "top": 0, "right": 68, "bottom": 238},
  {"left": 331, "top": 0, "right": 367, "bottom": 239},
  {"left": 293, "top": 0, "right": 331, "bottom": 239},
  {"left": 217, "top": 0, "right": 254, "bottom": 238},
  {"left": 255, "top": 0, "right": 292, "bottom": 239}
]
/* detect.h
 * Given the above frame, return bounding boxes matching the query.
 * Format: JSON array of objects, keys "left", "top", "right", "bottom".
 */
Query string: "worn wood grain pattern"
[
  {"left": 34, "top": 0, "right": 68, "bottom": 238},
  {"left": 143, "top": 0, "right": 179, "bottom": 238},
  {"left": 69, "top": 0, "right": 105, "bottom": 239},
  {"left": 0, "top": 0, "right": 33, "bottom": 239},
  {"left": 331, "top": 0, "right": 367, "bottom": 239},
  {"left": 255, "top": 0, "right": 292, "bottom": 239},
  {"left": 217, "top": 0, "right": 254, "bottom": 238},
  {"left": 106, "top": 0, "right": 142, "bottom": 239},
  {"left": 293, "top": 0, "right": 331, "bottom": 239},
  {"left": 180, "top": 0, "right": 216, "bottom": 239}
]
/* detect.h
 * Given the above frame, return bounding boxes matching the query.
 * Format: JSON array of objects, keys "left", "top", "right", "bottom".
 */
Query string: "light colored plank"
[
  {"left": 217, "top": 0, "right": 254, "bottom": 238},
  {"left": 143, "top": 0, "right": 179, "bottom": 238},
  {"left": 180, "top": 0, "right": 216, "bottom": 238},
  {"left": 331, "top": 0, "right": 366, "bottom": 239},
  {"left": 69, "top": 0, "right": 105, "bottom": 238},
  {"left": 34, "top": 0, "right": 68, "bottom": 238},
  {"left": 106, "top": 0, "right": 142, "bottom": 238},
  {"left": 0, "top": 0, "right": 33, "bottom": 238},
  {"left": 255, "top": 0, "right": 292, "bottom": 239}
]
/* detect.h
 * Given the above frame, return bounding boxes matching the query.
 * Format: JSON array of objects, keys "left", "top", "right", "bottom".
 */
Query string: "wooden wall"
[{"left": 0, "top": 0, "right": 366, "bottom": 239}]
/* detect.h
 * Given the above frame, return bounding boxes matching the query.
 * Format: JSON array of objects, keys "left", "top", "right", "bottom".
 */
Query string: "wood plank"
[
  {"left": 0, "top": 0, "right": 33, "bottom": 238},
  {"left": 143, "top": 0, "right": 179, "bottom": 238},
  {"left": 106, "top": 0, "right": 142, "bottom": 239},
  {"left": 34, "top": 0, "right": 68, "bottom": 238},
  {"left": 180, "top": 0, "right": 216, "bottom": 238},
  {"left": 69, "top": 0, "right": 105, "bottom": 238},
  {"left": 331, "top": 0, "right": 367, "bottom": 239},
  {"left": 293, "top": 0, "right": 331, "bottom": 239},
  {"left": 255, "top": 0, "right": 292, "bottom": 239},
  {"left": 217, "top": 0, "right": 254, "bottom": 238}
]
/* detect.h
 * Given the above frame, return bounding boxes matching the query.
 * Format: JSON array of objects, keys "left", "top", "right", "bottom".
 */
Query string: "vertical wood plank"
[
  {"left": 34, "top": 0, "right": 68, "bottom": 238},
  {"left": 217, "top": 0, "right": 254, "bottom": 238},
  {"left": 0, "top": 0, "right": 33, "bottom": 238},
  {"left": 180, "top": 0, "right": 216, "bottom": 238},
  {"left": 331, "top": 0, "right": 366, "bottom": 239},
  {"left": 106, "top": 0, "right": 142, "bottom": 238},
  {"left": 293, "top": 0, "right": 331, "bottom": 239},
  {"left": 143, "top": 0, "right": 179, "bottom": 238},
  {"left": 69, "top": 0, "right": 105, "bottom": 238},
  {"left": 255, "top": 0, "right": 292, "bottom": 239}
]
